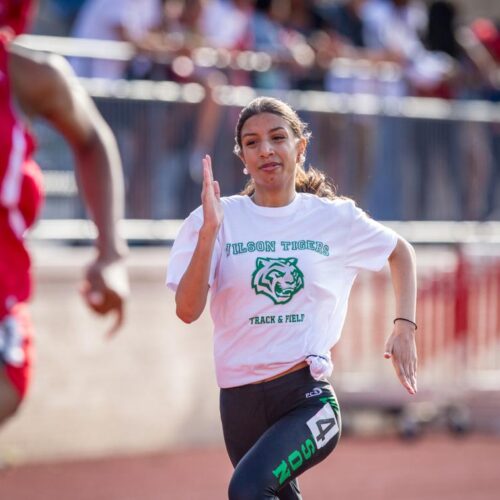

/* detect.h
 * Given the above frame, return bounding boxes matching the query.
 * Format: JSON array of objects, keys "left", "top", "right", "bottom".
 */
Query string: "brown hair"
[{"left": 234, "top": 97, "right": 337, "bottom": 200}]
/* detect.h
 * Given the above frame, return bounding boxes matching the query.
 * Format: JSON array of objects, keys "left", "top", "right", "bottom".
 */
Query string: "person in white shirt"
[
  {"left": 167, "top": 96, "right": 418, "bottom": 499},
  {"left": 70, "top": 0, "right": 163, "bottom": 79}
]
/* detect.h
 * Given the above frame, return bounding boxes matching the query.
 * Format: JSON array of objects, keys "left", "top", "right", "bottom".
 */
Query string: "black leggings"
[{"left": 220, "top": 367, "right": 341, "bottom": 499}]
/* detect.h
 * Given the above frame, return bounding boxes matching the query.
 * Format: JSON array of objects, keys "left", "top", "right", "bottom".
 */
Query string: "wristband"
[{"left": 393, "top": 317, "right": 417, "bottom": 330}]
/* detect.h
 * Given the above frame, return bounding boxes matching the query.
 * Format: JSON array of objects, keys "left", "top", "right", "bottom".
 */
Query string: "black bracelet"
[{"left": 393, "top": 317, "right": 418, "bottom": 330}]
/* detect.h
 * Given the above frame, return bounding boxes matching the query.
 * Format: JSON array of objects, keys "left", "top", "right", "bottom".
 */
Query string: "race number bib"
[{"left": 307, "top": 403, "right": 339, "bottom": 449}]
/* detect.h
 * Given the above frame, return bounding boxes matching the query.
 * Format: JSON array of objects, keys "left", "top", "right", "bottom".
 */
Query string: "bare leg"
[{"left": 0, "top": 368, "right": 22, "bottom": 427}]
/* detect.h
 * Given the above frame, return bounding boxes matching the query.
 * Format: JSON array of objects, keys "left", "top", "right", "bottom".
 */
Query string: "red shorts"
[{"left": 0, "top": 303, "right": 33, "bottom": 398}]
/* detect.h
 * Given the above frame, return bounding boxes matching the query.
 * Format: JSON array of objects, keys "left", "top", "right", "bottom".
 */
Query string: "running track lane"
[{"left": 1, "top": 434, "right": 499, "bottom": 500}]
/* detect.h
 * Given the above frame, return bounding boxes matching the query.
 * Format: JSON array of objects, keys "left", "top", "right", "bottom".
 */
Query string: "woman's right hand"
[
  {"left": 175, "top": 155, "right": 221, "bottom": 323},
  {"left": 201, "top": 154, "right": 223, "bottom": 232}
]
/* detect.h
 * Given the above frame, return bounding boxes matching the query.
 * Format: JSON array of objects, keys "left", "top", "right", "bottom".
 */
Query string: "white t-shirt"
[{"left": 166, "top": 193, "right": 398, "bottom": 388}]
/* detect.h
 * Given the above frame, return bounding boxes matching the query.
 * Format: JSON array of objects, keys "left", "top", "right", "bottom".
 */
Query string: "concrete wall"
[{"left": 0, "top": 245, "right": 222, "bottom": 464}]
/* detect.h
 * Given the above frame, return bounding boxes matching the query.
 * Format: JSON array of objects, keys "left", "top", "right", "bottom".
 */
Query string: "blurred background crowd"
[
  {"left": 35, "top": 0, "right": 500, "bottom": 100},
  {"left": 27, "top": 0, "right": 500, "bottom": 221}
]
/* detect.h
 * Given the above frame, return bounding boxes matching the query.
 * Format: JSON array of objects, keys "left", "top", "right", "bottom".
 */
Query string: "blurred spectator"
[
  {"left": 70, "top": 0, "right": 163, "bottom": 79},
  {"left": 201, "top": 0, "right": 252, "bottom": 54},
  {"left": 363, "top": 0, "right": 437, "bottom": 95},
  {"left": 458, "top": 18, "right": 500, "bottom": 219},
  {"left": 49, "top": 0, "right": 86, "bottom": 33},
  {"left": 411, "top": 1, "right": 464, "bottom": 219},
  {"left": 320, "top": 0, "right": 366, "bottom": 49},
  {"left": 359, "top": 0, "right": 414, "bottom": 219},
  {"left": 425, "top": 2, "right": 462, "bottom": 59},
  {"left": 360, "top": 0, "right": 450, "bottom": 219},
  {"left": 186, "top": 0, "right": 254, "bottom": 173},
  {"left": 283, "top": 0, "right": 329, "bottom": 90},
  {"left": 313, "top": 1, "right": 376, "bottom": 204},
  {"left": 316, "top": 1, "right": 398, "bottom": 208},
  {"left": 247, "top": 0, "right": 294, "bottom": 90},
  {"left": 320, "top": 0, "right": 397, "bottom": 95},
  {"left": 460, "top": 18, "right": 500, "bottom": 99},
  {"left": 32, "top": 0, "right": 100, "bottom": 36},
  {"left": 70, "top": 0, "right": 168, "bottom": 218},
  {"left": 418, "top": 0, "right": 462, "bottom": 98},
  {"left": 148, "top": 0, "right": 254, "bottom": 218},
  {"left": 158, "top": 0, "right": 212, "bottom": 83},
  {"left": 245, "top": 0, "right": 323, "bottom": 91}
]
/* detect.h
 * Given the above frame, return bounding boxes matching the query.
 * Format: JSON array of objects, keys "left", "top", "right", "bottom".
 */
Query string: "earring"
[{"left": 243, "top": 167, "right": 249, "bottom": 175}]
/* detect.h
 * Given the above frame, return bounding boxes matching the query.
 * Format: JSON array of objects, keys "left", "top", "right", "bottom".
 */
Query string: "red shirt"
[
  {"left": 0, "top": 37, "right": 43, "bottom": 319},
  {"left": 0, "top": 0, "right": 33, "bottom": 35}
]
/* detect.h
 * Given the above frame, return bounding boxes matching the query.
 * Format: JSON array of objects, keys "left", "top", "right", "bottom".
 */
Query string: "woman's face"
[{"left": 239, "top": 112, "right": 305, "bottom": 197}]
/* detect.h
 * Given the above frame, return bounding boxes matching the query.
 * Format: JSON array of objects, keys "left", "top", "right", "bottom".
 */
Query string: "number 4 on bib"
[{"left": 307, "top": 403, "right": 339, "bottom": 448}]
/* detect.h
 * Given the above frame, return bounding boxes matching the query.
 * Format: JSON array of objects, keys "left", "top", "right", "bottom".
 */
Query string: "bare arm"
[
  {"left": 385, "top": 236, "right": 418, "bottom": 395},
  {"left": 9, "top": 46, "right": 129, "bottom": 333},
  {"left": 175, "top": 155, "right": 222, "bottom": 323},
  {"left": 457, "top": 26, "right": 500, "bottom": 89}
]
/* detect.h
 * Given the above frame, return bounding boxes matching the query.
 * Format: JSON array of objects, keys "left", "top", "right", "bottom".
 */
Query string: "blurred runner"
[{"left": 0, "top": 0, "right": 129, "bottom": 427}]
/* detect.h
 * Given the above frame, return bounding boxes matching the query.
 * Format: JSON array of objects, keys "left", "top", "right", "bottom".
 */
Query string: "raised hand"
[
  {"left": 201, "top": 154, "right": 223, "bottom": 231},
  {"left": 384, "top": 323, "right": 418, "bottom": 395},
  {"left": 174, "top": 155, "right": 222, "bottom": 324}
]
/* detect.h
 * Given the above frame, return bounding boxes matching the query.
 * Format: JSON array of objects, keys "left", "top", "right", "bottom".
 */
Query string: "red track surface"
[{"left": 1, "top": 434, "right": 499, "bottom": 500}]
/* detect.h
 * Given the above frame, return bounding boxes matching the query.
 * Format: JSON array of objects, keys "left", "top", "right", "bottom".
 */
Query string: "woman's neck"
[{"left": 251, "top": 189, "right": 297, "bottom": 208}]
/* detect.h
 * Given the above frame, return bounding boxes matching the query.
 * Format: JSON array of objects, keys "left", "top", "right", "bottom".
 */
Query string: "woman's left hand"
[{"left": 384, "top": 322, "right": 418, "bottom": 395}]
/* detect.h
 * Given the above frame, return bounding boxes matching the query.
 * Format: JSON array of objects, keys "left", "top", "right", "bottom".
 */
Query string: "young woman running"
[{"left": 167, "top": 96, "right": 417, "bottom": 499}]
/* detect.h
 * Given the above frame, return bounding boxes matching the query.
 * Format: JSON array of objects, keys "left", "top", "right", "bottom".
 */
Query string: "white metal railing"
[{"left": 14, "top": 35, "right": 500, "bottom": 121}]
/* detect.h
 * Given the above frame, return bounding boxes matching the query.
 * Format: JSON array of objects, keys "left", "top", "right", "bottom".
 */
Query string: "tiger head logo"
[{"left": 251, "top": 257, "right": 304, "bottom": 305}]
